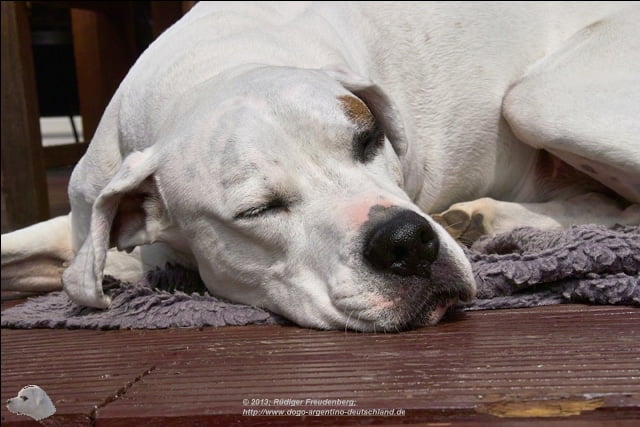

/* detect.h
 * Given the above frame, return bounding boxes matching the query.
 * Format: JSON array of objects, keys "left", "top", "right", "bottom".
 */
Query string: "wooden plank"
[
  {"left": 31, "top": 1, "right": 130, "bottom": 16},
  {"left": 1, "top": 305, "right": 638, "bottom": 425},
  {"left": 46, "top": 166, "right": 72, "bottom": 217},
  {"left": 70, "top": 5, "right": 136, "bottom": 144},
  {"left": 150, "top": 1, "right": 183, "bottom": 39},
  {"left": 43, "top": 143, "right": 87, "bottom": 168},
  {"left": 182, "top": 1, "right": 198, "bottom": 14},
  {"left": 0, "top": 1, "right": 50, "bottom": 232}
]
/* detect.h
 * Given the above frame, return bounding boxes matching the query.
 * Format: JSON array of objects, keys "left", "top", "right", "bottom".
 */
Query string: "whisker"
[
  {"left": 344, "top": 310, "right": 353, "bottom": 335},
  {"left": 442, "top": 218, "right": 467, "bottom": 229},
  {"left": 458, "top": 236, "right": 475, "bottom": 247},
  {"left": 356, "top": 312, "right": 363, "bottom": 334}
]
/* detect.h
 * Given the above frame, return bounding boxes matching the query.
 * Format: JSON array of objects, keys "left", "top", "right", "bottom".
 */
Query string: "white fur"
[
  {"left": 6, "top": 385, "right": 56, "bottom": 421},
  {"left": 2, "top": 2, "right": 639, "bottom": 331}
]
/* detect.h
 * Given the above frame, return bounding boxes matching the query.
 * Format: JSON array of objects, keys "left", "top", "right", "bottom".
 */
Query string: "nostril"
[
  {"left": 363, "top": 211, "right": 440, "bottom": 277},
  {"left": 422, "top": 230, "right": 438, "bottom": 263},
  {"left": 392, "top": 246, "right": 409, "bottom": 262}
]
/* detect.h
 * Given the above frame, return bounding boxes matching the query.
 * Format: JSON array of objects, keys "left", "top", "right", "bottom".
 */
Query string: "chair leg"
[{"left": 1, "top": 1, "right": 50, "bottom": 232}]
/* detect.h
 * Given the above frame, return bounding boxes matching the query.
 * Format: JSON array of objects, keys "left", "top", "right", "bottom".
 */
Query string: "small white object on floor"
[{"left": 6, "top": 385, "right": 56, "bottom": 421}]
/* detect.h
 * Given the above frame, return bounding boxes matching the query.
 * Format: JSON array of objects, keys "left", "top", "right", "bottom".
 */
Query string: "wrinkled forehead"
[
  {"left": 212, "top": 69, "right": 372, "bottom": 158},
  {"left": 249, "top": 70, "right": 367, "bottom": 132},
  {"left": 230, "top": 66, "right": 373, "bottom": 127},
  {"left": 216, "top": 93, "right": 358, "bottom": 190},
  {"left": 169, "top": 65, "right": 373, "bottom": 143},
  {"left": 158, "top": 67, "right": 376, "bottom": 200}
]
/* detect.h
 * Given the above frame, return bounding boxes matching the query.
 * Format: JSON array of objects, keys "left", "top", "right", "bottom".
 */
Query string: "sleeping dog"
[{"left": 2, "top": 2, "right": 639, "bottom": 331}]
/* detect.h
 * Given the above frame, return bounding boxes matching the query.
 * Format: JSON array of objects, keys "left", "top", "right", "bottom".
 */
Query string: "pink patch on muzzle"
[
  {"left": 344, "top": 198, "right": 396, "bottom": 228},
  {"left": 367, "top": 294, "right": 397, "bottom": 310}
]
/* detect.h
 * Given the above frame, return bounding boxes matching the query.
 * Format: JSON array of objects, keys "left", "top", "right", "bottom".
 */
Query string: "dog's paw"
[{"left": 432, "top": 198, "right": 496, "bottom": 245}]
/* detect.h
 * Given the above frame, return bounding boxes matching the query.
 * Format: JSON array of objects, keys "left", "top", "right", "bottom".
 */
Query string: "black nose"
[{"left": 363, "top": 211, "right": 439, "bottom": 277}]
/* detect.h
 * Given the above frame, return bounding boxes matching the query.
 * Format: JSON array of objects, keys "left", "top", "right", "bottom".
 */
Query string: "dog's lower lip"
[{"left": 426, "top": 297, "right": 459, "bottom": 325}]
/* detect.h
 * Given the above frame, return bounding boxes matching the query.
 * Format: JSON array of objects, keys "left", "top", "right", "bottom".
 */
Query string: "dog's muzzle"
[{"left": 363, "top": 211, "right": 439, "bottom": 277}]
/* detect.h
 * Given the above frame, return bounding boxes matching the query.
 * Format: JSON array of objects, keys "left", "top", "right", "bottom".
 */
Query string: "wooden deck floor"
[
  {"left": 2, "top": 304, "right": 639, "bottom": 425},
  {"left": 2, "top": 170, "right": 639, "bottom": 424}
]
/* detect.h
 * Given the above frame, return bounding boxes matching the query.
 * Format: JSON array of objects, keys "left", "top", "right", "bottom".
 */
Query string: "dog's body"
[{"left": 2, "top": 2, "right": 639, "bottom": 331}]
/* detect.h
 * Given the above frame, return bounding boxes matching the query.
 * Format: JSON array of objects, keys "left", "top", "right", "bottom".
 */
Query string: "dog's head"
[
  {"left": 63, "top": 65, "right": 475, "bottom": 331},
  {"left": 6, "top": 385, "right": 56, "bottom": 421}
]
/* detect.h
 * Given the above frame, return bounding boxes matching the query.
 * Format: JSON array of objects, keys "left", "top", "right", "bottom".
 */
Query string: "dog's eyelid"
[
  {"left": 353, "top": 121, "right": 384, "bottom": 163},
  {"left": 234, "top": 197, "right": 290, "bottom": 220}
]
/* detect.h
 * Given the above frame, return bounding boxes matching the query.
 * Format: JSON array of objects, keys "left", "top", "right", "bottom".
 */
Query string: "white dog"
[
  {"left": 6, "top": 385, "right": 56, "bottom": 421},
  {"left": 2, "top": 2, "right": 639, "bottom": 331}
]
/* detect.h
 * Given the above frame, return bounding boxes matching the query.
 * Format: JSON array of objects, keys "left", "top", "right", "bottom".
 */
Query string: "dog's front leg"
[{"left": 433, "top": 193, "right": 639, "bottom": 245}]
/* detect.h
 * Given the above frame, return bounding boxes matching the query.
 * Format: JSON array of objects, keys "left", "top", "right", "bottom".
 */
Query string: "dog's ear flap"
[
  {"left": 30, "top": 386, "right": 44, "bottom": 406},
  {"left": 62, "top": 148, "right": 168, "bottom": 308},
  {"left": 326, "top": 65, "right": 408, "bottom": 157}
]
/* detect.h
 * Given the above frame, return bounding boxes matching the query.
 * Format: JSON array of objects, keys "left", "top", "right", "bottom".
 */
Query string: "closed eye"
[
  {"left": 353, "top": 122, "right": 384, "bottom": 163},
  {"left": 234, "top": 198, "right": 289, "bottom": 220}
]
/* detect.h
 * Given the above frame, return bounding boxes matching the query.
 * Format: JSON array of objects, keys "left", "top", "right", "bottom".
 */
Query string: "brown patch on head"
[{"left": 338, "top": 95, "right": 374, "bottom": 128}]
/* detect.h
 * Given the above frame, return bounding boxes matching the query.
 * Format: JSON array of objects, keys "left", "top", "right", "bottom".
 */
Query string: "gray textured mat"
[{"left": 2, "top": 225, "right": 638, "bottom": 329}]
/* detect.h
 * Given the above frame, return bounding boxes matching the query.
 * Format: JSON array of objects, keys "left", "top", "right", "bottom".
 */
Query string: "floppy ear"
[
  {"left": 30, "top": 386, "right": 43, "bottom": 406},
  {"left": 62, "top": 148, "right": 168, "bottom": 308},
  {"left": 325, "top": 65, "right": 409, "bottom": 157}
]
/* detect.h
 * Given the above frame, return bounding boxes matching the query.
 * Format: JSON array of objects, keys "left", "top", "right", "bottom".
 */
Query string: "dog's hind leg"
[
  {"left": 1, "top": 214, "right": 73, "bottom": 294},
  {"left": 501, "top": 6, "right": 640, "bottom": 204},
  {"left": 434, "top": 194, "right": 639, "bottom": 245},
  {"left": 437, "top": 7, "right": 640, "bottom": 246}
]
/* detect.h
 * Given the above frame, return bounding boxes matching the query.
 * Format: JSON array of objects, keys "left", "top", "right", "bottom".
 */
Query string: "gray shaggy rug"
[{"left": 2, "top": 224, "right": 638, "bottom": 329}]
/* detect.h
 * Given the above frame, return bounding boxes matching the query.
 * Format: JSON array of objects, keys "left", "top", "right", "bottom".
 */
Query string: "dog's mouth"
[
  {"left": 403, "top": 287, "right": 473, "bottom": 329},
  {"left": 335, "top": 285, "right": 474, "bottom": 332},
  {"left": 417, "top": 295, "right": 465, "bottom": 326},
  {"left": 337, "top": 204, "right": 475, "bottom": 331}
]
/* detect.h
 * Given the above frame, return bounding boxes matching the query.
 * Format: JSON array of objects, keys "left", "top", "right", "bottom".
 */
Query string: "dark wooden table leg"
[{"left": 1, "top": 1, "right": 50, "bottom": 233}]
